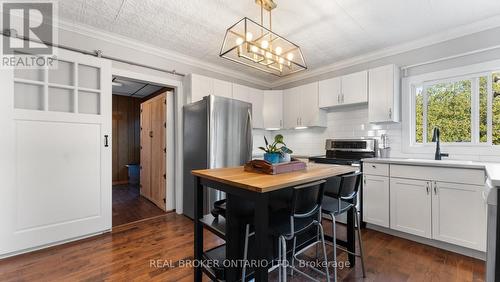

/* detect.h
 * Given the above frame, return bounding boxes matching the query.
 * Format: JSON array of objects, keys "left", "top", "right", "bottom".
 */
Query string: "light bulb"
[
  {"left": 261, "top": 40, "right": 269, "bottom": 49},
  {"left": 287, "top": 53, "right": 294, "bottom": 60},
  {"left": 275, "top": 46, "right": 282, "bottom": 55},
  {"left": 236, "top": 37, "right": 244, "bottom": 45},
  {"left": 251, "top": 45, "right": 258, "bottom": 52},
  {"left": 266, "top": 52, "right": 273, "bottom": 59},
  {"left": 246, "top": 32, "right": 253, "bottom": 41}
]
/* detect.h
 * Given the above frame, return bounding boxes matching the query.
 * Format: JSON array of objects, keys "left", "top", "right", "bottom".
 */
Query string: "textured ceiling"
[{"left": 59, "top": 0, "right": 500, "bottom": 83}]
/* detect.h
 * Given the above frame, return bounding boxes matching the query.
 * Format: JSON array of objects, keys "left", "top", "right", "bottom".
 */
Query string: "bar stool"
[
  {"left": 242, "top": 180, "right": 330, "bottom": 282},
  {"left": 321, "top": 172, "right": 366, "bottom": 282}
]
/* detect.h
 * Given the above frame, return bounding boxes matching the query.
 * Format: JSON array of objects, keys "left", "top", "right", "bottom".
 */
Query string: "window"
[{"left": 413, "top": 71, "right": 500, "bottom": 145}]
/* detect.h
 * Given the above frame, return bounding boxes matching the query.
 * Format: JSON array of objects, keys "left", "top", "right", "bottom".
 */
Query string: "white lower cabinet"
[
  {"left": 390, "top": 178, "right": 432, "bottom": 238},
  {"left": 363, "top": 174, "right": 390, "bottom": 227},
  {"left": 431, "top": 181, "right": 486, "bottom": 251}
]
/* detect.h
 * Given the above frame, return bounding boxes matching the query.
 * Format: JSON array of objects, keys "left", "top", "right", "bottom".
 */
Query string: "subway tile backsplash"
[{"left": 253, "top": 105, "right": 500, "bottom": 162}]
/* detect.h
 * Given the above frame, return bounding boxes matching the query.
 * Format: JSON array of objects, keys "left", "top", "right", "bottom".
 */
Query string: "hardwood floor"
[
  {"left": 0, "top": 213, "right": 485, "bottom": 282},
  {"left": 112, "top": 184, "right": 166, "bottom": 227}
]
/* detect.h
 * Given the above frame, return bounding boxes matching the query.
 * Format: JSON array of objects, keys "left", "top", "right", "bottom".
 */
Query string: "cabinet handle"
[
  {"left": 337, "top": 94, "right": 340, "bottom": 103},
  {"left": 364, "top": 178, "right": 366, "bottom": 185},
  {"left": 426, "top": 182, "right": 430, "bottom": 195},
  {"left": 300, "top": 117, "right": 302, "bottom": 125},
  {"left": 104, "top": 135, "right": 109, "bottom": 147},
  {"left": 372, "top": 165, "right": 376, "bottom": 168},
  {"left": 389, "top": 108, "right": 392, "bottom": 119},
  {"left": 296, "top": 117, "right": 299, "bottom": 126},
  {"left": 342, "top": 93, "right": 344, "bottom": 103},
  {"left": 434, "top": 181, "right": 438, "bottom": 195}
]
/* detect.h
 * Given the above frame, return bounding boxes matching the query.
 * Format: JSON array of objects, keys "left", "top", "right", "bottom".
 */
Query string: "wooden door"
[
  {"left": 150, "top": 94, "right": 166, "bottom": 209},
  {"left": 140, "top": 102, "right": 152, "bottom": 199},
  {"left": 140, "top": 93, "right": 166, "bottom": 211}
]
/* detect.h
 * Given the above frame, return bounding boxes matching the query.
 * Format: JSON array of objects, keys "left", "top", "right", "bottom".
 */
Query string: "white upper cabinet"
[
  {"left": 283, "top": 86, "right": 301, "bottom": 129},
  {"left": 368, "top": 64, "right": 400, "bottom": 123},
  {"left": 232, "top": 83, "right": 264, "bottom": 129},
  {"left": 341, "top": 70, "right": 368, "bottom": 104},
  {"left": 283, "top": 82, "right": 326, "bottom": 129},
  {"left": 262, "top": 90, "right": 283, "bottom": 129},
  {"left": 187, "top": 74, "right": 233, "bottom": 103},
  {"left": 318, "top": 77, "right": 341, "bottom": 108},
  {"left": 317, "top": 71, "right": 367, "bottom": 108}
]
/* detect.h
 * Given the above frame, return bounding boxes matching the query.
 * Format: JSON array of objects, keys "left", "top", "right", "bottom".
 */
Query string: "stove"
[{"left": 309, "top": 139, "right": 378, "bottom": 165}]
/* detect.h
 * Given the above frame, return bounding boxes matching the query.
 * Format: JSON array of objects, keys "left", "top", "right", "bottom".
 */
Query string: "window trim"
[{"left": 402, "top": 59, "right": 500, "bottom": 157}]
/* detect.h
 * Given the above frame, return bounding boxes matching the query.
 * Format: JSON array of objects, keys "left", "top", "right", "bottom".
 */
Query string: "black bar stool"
[
  {"left": 242, "top": 180, "right": 330, "bottom": 282},
  {"left": 321, "top": 172, "right": 366, "bottom": 281}
]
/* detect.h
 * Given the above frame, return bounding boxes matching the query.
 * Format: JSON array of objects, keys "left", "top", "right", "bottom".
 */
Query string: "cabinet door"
[
  {"left": 369, "top": 65, "right": 398, "bottom": 123},
  {"left": 283, "top": 86, "right": 300, "bottom": 128},
  {"left": 390, "top": 178, "right": 432, "bottom": 238},
  {"left": 263, "top": 90, "right": 283, "bottom": 129},
  {"left": 212, "top": 78, "right": 232, "bottom": 99},
  {"left": 248, "top": 88, "right": 264, "bottom": 129},
  {"left": 318, "top": 77, "right": 341, "bottom": 108},
  {"left": 190, "top": 74, "right": 212, "bottom": 103},
  {"left": 432, "top": 181, "right": 486, "bottom": 251},
  {"left": 363, "top": 175, "right": 390, "bottom": 227},
  {"left": 298, "top": 82, "right": 319, "bottom": 126},
  {"left": 341, "top": 70, "right": 368, "bottom": 104},
  {"left": 233, "top": 84, "right": 264, "bottom": 129}
]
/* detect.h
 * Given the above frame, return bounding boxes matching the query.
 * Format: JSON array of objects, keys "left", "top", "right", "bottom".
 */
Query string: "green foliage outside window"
[{"left": 414, "top": 72, "right": 500, "bottom": 145}]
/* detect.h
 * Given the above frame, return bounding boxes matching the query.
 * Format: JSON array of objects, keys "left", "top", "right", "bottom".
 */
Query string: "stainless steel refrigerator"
[{"left": 183, "top": 95, "right": 253, "bottom": 219}]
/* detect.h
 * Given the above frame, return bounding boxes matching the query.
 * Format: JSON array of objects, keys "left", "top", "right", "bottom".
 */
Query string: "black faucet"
[{"left": 431, "top": 127, "right": 449, "bottom": 160}]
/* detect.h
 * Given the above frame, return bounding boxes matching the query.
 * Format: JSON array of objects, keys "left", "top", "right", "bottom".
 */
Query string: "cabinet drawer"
[
  {"left": 363, "top": 163, "right": 389, "bottom": 176},
  {"left": 390, "top": 165, "right": 485, "bottom": 186}
]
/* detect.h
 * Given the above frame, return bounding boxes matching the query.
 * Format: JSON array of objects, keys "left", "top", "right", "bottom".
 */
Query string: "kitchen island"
[{"left": 192, "top": 163, "right": 358, "bottom": 282}]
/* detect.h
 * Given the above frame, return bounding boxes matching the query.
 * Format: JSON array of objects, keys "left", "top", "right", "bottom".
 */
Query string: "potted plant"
[{"left": 258, "top": 134, "right": 293, "bottom": 164}]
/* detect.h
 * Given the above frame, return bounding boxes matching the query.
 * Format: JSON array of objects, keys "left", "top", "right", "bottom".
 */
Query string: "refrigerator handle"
[{"left": 246, "top": 108, "right": 253, "bottom": 162}]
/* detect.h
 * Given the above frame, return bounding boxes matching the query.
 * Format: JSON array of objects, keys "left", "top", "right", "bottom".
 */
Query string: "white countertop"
[{"left": 362, "top": 158, "right": 500, "bottom": 187}]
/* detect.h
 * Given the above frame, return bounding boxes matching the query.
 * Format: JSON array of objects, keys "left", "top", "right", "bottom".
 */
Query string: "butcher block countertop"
[{"left": 192, "top": 163, "right": 357, "bottom": 193}]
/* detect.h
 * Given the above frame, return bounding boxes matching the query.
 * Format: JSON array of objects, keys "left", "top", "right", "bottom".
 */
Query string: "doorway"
[{"left": 111, "top": 76, "right": 171, "bottom": 227}]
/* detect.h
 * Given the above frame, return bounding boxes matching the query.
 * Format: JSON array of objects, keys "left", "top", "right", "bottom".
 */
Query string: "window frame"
[{"left": 402, "top": 59, "right": 500, "bottom": 157}]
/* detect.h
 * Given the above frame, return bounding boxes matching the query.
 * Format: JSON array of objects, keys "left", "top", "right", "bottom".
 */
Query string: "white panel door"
[
  {"left": 263, "top": 90, "right": 283, "bottom": 129},
  {"left": 363, "top": 175, "right": 390, "bottom": 227},
  {"left": 0, "top": 48, "right": 112, "bottom": 257},
  {"left": 390, "top": 178, "right": 432, "bottom": 238},
  {"left": 341, "top": 70, "right": 368, "bottom": 104},
  {"left": 431, "top": 181, "right": 487, "bottom": 251}
]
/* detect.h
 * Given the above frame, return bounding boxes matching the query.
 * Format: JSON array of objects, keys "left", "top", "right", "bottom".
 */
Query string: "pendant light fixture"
[{"left": 219, "top": 0, "right": 307, "bottom": 77}]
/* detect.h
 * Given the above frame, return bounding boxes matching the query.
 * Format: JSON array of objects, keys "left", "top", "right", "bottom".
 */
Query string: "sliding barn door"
[
  {"left": 0, "top": 48, "right": 112, "bottom": 257},
  {"left": 140, "top": 93, "right": 166, "bottom": 210}
]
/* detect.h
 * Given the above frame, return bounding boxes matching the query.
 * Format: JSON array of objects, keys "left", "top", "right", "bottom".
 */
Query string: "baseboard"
[
  {"left": 0, "top": 229, "right": 111, "bottom": 260},
  {"left": 365, "top": 223, "right": 486, "bottom": 261}
]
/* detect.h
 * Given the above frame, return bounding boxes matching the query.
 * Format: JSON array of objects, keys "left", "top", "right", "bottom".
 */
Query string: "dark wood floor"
[
  {"left": 112, "top": 184, "right": 166, "bottom": 227},
  {"left": 0, "top": 213, "right": 485, "bottom": 281}
]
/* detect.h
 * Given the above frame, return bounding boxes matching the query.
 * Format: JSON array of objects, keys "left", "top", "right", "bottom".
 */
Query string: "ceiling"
[
  {"left": 60, "top": 0, "right": 500, "bottom": 84},
  {"left": 112, "top": 76, "right": 164, "bottom": 98}
]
